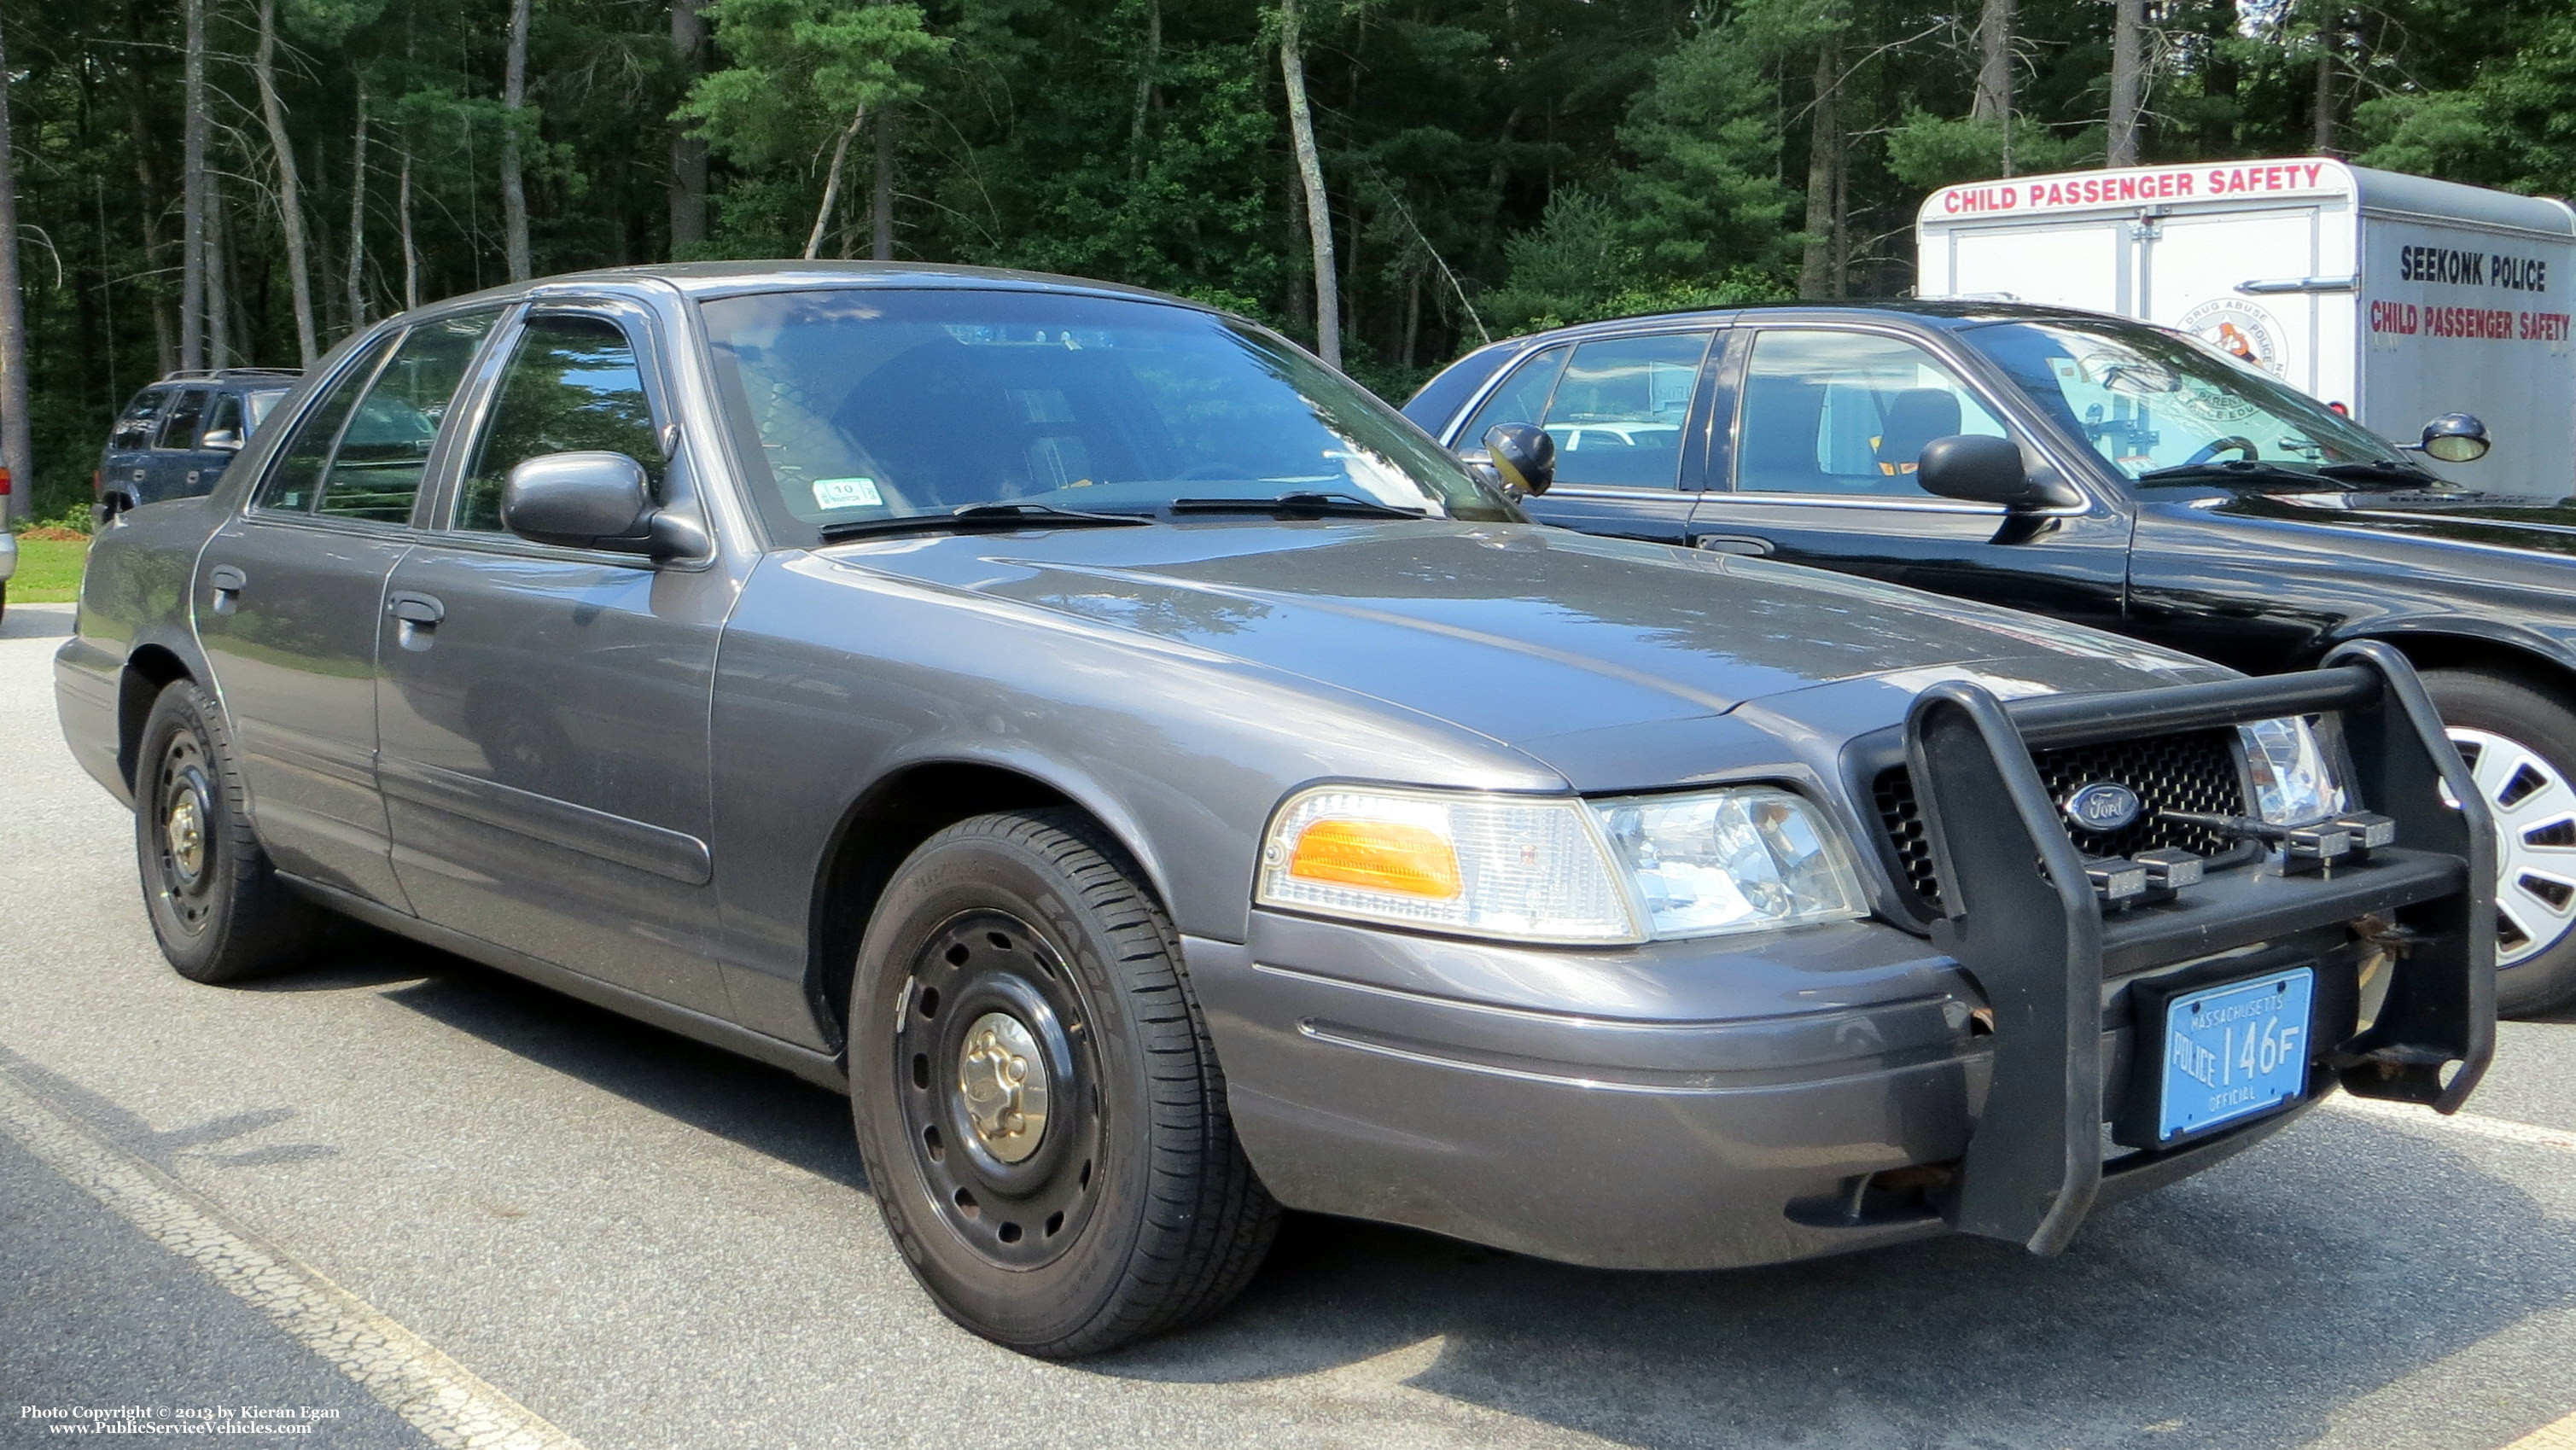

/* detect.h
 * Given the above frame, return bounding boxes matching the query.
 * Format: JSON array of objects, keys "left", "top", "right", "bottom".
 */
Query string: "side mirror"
[
  {"left": 1915, "top": 434, "right": 2075, "bottom": 510},
  {"left": 1481, "top": 422, "right": 1555, "bottom": 498},
  {"left": 201, "top": 428, "right": 242, "bottom": 452},
  {"left": 502, "top": 451, "right": 685, "bottom": 555},
  {"left": 2410, "top": 413, "right": 2490, "bottom": 463}
]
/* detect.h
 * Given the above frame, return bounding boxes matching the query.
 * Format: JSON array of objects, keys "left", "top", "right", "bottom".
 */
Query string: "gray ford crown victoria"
[{"left": 55, "top": 264, "right": 2496, "bottom": 1357}]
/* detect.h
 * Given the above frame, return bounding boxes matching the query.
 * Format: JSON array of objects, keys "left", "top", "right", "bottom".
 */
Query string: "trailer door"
[
  {"left": 1943, "top": 222, "right": 2129, "bottom": 313},
  {"left": 2142, "top": 207, "right": 2328, "bottom": 399}
]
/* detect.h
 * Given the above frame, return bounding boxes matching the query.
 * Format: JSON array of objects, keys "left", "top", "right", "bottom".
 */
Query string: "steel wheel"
[
  {"left": 2448, "top": 725, "right": 2576, "bottom": 969},
  {"left": 149, "top": 729, "right": 223, "bottom": 938},
  {"left": 892, "top": 909, "right": 1106, "bottom": 1270}
]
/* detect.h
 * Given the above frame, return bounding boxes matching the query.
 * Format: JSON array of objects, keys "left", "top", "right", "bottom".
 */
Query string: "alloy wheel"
[{"left": 2449, "top": 725, "right": 2576, "bottom": 968}]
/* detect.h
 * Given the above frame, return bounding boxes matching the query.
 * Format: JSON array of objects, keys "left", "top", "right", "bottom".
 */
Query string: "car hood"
[
  {"left": 819, "top": 521, "right": 2218, "bottom": 753},
  {"left": 2220, "top": 490, "right": 2576, "bottom": 559}
]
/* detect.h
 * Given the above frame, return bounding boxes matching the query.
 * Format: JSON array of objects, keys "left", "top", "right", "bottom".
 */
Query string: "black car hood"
[
  {"left": 2221, "top": 490, "right": 2576, "bottom": 559},
  {"left": 822, "top": 521, "right": 2218, "bottom": 748}
]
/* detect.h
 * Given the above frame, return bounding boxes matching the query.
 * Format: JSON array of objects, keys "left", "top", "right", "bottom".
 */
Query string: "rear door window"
[
  {"left": 255, "top": 335, "right": 405, "bottom": 514},
  {"left": 312, "top": 312, "right": 498, "bottom": 522},
  {"left": 109, "top": 389, "right": 168, "bottom": 452}
]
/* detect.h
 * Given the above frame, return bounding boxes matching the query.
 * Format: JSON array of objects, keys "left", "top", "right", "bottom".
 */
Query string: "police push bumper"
[{"left": 1906, "top": 639, "right": 2494, "bottom": 1255}]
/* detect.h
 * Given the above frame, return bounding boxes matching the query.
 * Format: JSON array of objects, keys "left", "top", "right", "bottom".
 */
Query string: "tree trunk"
[
  {"left": 871, "top": 109, "right": 896, "bottom": 260},
  {"left": 208, "top": 173, "right": 233, "bottom": 367},
  {"left": 2311, "top": 9, "right": 2336, "bottom": 154},
  {"left": 254, "top": 0, "right": 321, "bottom": 365},
  {"left": 501, "top": 0, "right": 533, "bottom": 281},
  {"left": 123, "top": 7, "right": 177, "bottom": 377},
  {"left": 1972, "top": 0, "right": 2014, "bottom": 172},
  {"left": 668, "top": 0, "right": 708, "bottom": 253},
  {"left": 347, "top": 79, "right": 369, "bottom": 330},
  {"left": 1799, "top": 36, "right": 1840, "bottom": 300},
  {"left": 0, "top": 12, "right": 34, "bottom": 521},
  {"left": 399, "top": 147, "right": 421, "bottom": 311},
  {"left": 1279, "top": 0, "right": 1340, "bottom": 369},
  {"left": 2107, "top": 0, "right": 2145, "bottom": 166},
  {"left": 804, "top": 102, "right": 867, "bottom": 260},
  {"left": 1129, "top": 0, "right": 1160, "bottom": 181},
  {"left": 180, "top": 0, "right": 208, "bottom": 373}
]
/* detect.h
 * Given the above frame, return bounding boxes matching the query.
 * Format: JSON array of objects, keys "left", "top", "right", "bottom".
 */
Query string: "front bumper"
[{"left": 1194, "top": 642, "right": 2493, "bottom": 1270}]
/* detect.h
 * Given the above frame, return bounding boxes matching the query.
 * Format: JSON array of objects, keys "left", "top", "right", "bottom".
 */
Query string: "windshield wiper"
[
  {"left": 1168, "top": 491, "right": 1427, "bottom": 520},
  {"left": 2317, "top": 460, "right": 2445, "bottom": 489},
  {"left": 2132, "top": 459, "right": 2332, "bottom": 488},
  {"left": 817, "top": 502, "right": 1154, "bottom": 542}
]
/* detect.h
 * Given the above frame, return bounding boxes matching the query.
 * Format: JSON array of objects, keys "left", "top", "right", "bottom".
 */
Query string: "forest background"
[{"left": 2, "top": 0, "right": 2573, "bottom": 520}]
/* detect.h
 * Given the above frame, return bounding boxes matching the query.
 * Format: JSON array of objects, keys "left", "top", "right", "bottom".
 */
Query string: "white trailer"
[{"left": 1915, "top": 159, "right": 2576, "bottom": 498}]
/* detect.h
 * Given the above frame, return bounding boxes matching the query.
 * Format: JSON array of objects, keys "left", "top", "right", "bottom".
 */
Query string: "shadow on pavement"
[
  {"left": 0, "top": 599, "right": 75, "bottom": 639},
  {"left": 370, "top": 946, "right": 865, "bottom": 1191},
  {"left": 1092, "top": 1122, "right": 2576, "bottom": 1449},
  {"left": 252, "top": 932, "right": 2575, "bottom": 1449}
]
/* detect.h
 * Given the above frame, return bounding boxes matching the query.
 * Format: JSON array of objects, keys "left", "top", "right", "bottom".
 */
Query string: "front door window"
[
  {"left": 1734, "top": 330, "right": 2009, "bottom": 498},
  {"left": 458, "top": 314, "right": 663, "bottom": 532}
]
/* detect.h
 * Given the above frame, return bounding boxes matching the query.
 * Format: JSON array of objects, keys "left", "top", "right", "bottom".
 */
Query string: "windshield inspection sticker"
[{"left": 813, "top": 476, "right": 885, "bottom": 509}]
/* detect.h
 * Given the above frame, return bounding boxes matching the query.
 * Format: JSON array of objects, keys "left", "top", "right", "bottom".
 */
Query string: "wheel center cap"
[
  {"left": 957, "top": 1012, "right": 1049, "bottom": 1162},
  {"left": 166, "top": 794, "right": 207, "bottom": 882}
]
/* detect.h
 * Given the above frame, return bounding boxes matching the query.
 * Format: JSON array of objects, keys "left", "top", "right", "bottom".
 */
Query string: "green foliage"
[{"left": 7, "top": 0, "right": 2574, "bottom": 516}]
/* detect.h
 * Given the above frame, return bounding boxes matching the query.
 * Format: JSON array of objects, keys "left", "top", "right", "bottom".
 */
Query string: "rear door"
[
  {"left": 375, "top": 301, "right": 734, "bottom": 1015},
  {"left": 194, "top": 313, "right": 497, "bottom": 908},
  {"left": 1684, "top": 324, "right": 2131, "bottom": 632},
  {"left": 1452, "top": 329, "right": 1716, "bottom": 544}
]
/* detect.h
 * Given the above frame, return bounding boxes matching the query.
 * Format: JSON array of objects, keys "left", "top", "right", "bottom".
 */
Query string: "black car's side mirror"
[
  {"left": 501, "top": 451, "right": 707, "bottom": 559},
  {"left": 201, "top": 428, "right": 243, "bottom": 452},
  {"left": 2408, "top": 412, "right": 2491, "bottom": 463},
  {"left": 1916, "top": 434, "right": 2076, "bottom": 510},
  {"left": 1481, "top": 422, "right": 1555, "bottom": 497}
]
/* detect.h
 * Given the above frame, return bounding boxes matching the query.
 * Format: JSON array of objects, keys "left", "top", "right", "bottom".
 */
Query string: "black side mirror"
[
  {"left": 501, "top": 451, "right": 706, "bottom": 558},
  {"left": 1915, "top": 434, "right": 2075, "bottom": 510},
  {"left": 1481, "top": 422, "right": 1555, "bottom": 497},
  {"left": 2410, "top": 413, "right": 2491, "bottom": 463},
  {"left": 201, "top": 428, "right": 242, "bottom": 452}
]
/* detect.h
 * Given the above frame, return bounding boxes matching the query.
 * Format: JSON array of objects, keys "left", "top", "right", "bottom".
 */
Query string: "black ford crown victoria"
[
  {"left": 58, "top": 267, "right": 2492, "bottom": 1355},
  {"left": 1407, "top": 301, "right": 2576, "bottom": 1015}
]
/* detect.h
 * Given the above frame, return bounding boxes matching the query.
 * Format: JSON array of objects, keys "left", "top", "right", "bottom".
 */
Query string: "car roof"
[
  {"left": 418, "top": 260, "right": 1220, "bottom": 314},
  {"left": 151, "top": 369, "right": 304, "bottom": 387},
  {"left": 1496, "top": 298, "right": 2161, "bottom": 347}
]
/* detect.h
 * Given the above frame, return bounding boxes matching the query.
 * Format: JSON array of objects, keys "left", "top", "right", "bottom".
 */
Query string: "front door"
[
  {"left": 1687, "top": 326, "right": 2131, "bottom": 632},
  {"left": 195, "top": 312, "right": 493, "bottom": 907},
  {"left": 376, "top": 305, "right": 732, "bottom": 1015}
]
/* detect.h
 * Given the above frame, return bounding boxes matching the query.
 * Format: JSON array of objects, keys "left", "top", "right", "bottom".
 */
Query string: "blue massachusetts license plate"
[{"left": 2158, "top": 967, "right": 2315, "bottom": 1142}]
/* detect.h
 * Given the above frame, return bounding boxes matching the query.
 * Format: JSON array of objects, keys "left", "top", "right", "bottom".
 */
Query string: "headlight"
[
  {"left": 2241, "top": 717, "right": 2348, "bottom": 824},
  {"left": 1589, "top": 788, "right": 1868, "bottom": 939},
  {"left": 1256, "top": 783, "right": 1866, "bottom": 945}
]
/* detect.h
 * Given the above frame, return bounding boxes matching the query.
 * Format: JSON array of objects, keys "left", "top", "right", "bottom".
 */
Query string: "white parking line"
[
  {"left": 2322, "top": 1092, "right": 2576, "bottom": 1153},
  {"left": 0, "top": 1057, "right": 588, "bottom": 1450},
  {"left": 2505, "top": 1410, "right": 2576, "bottom": 1449}
]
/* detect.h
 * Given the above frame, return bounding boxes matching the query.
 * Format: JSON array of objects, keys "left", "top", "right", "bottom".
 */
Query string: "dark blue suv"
[{"left": 97, "top": 369, "right": 300, "bottom": 510}]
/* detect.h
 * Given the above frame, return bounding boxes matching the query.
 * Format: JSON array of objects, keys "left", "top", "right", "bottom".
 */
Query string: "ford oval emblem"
[{"left": 2062, "top": 781, "right": 2143, "bottom": 832}]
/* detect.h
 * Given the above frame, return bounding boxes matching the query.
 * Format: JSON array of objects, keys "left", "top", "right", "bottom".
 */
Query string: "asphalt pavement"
[{"left": 3, "top": 597, "right": 2573, "bottom": 1450}]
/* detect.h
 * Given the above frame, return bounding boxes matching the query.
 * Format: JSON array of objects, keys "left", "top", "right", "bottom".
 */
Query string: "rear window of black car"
[{"left": 697, "top": 287, "right": 1510, "bottom": 544}]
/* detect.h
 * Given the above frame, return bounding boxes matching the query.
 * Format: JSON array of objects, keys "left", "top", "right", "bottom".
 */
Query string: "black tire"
[
  {"left": 134, "top": 680, "right": 329, "bottom": 984},
  {"left": 848, "top": 809, "right": 1279, "bottom": 1357},
  {"left": 2422, "top": 667, "right": 2576, "bottom": 1016}
]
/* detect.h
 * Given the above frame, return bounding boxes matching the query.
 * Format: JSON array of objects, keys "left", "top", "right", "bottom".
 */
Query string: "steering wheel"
[{"left": 2184, "top": 436, "right": 2259, "bottom": 466}]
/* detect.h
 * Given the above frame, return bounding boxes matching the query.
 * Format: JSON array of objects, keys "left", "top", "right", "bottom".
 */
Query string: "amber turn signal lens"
[{"left": 1287, "top": 819, "right": 1464, "bottom": 899}]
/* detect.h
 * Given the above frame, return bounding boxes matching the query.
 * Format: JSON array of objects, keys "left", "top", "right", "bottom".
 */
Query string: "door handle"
[
  {"left": 387, "top": 591, "right": 446, "bottom": 625},
  {"left": 1691, "top": 533, "right": 1775, "bottom": 557},
  {"left": 207, "top": 564, "right": 247, "bottom": 614}
]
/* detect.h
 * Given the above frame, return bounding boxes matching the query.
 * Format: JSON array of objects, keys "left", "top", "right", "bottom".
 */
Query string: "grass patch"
[{"left": 9, "top": 533, "right": 90, "bottom": 603}]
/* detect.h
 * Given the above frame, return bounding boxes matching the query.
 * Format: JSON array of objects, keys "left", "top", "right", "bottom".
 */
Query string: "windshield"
[
  {"left": 1960, "top": 319, "right": 2417, "bottom": 482},
  {"left": 699, "top": 288, "right": 1515, "bottom": 543}
]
